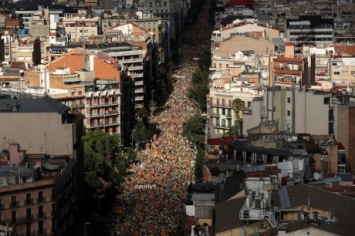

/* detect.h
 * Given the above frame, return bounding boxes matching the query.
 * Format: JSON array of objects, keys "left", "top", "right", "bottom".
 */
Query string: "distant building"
[{"left": 285, "top": 15, "right": 334, "bottom": 52}]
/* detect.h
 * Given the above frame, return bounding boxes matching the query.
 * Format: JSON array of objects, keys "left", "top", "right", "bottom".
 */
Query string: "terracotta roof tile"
[
  {"left": 47, "top": 53, "right": 120, "bottom": 81},
  {"left": 334, "top": 45, "right": 355, "bottom": 56}
]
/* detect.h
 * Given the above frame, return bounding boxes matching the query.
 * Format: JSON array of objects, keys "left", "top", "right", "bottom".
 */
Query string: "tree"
[
  {"left": 194, "top": 148, "right": 204, "bottom": 183},
  {"left": 182, "top": 115, "right": 206, "bottom": 149},
  {"left": 82, "top": 129, "right": 120, "bottom": 190},
  {"left": 133, "top": 120, "right": 152, "bottom": 144}
]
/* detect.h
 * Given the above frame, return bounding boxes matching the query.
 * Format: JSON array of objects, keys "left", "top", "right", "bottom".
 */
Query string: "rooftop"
[{"left": 0, "top": 96, "right": 69, "bottom": 114}]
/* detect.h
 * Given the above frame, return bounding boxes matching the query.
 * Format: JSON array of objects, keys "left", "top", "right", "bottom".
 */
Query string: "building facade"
[{"left": 0, "top": 96, "right": 84, "bottom": 236}]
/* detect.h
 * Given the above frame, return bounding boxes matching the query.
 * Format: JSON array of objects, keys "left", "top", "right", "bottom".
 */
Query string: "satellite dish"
[{"left": 313, "top": 172, "right": 320, "bottom": 180}]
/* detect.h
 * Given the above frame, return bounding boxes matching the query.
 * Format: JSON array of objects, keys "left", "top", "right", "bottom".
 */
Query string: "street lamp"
[
  {"left": 97, "top": 195, "right": 105, "bottom": 217},
  {"left": 135, "top": 140, "right": 151, "bottom": 150},
  {"left": 151, "top": 90, "right": 155, "bottom": 101},
  {"left": 84, "top": 222, "right": 90, "bottom": 236},
  {"left": 131, "top": 129, "right": 135, "bottom": 149}
]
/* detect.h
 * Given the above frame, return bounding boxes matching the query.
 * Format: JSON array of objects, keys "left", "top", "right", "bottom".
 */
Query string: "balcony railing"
[
  {"left": 134, "top": 81, "right": 144, "bottom": 86},
  {"left": 87, "top": 111, "right": 119, "bottom": 118},
  {"left": 130, "top": 73, "right": 144, "bottom": 78},
  {"left": 24, "top": 199, "right": 35, "bottom": 206},
  {"left": 86, "top": 102, "right": 119, "bottom": 108},
  {"left": 135, "top": 96, "right": 144, "bottom": 101},
  {"left": 209, "top": 103, "right": 231, "bottom": 108},
  {"left": 6, "top": 215, "right": 36, "bottom": 224},
  {"left": 37, "top": 213, "right": 46, "bottom": 219},
  {"left": 20, "top": 215, "right": 35, "bottom": 223},
  {"left": 36, "top": 197, "right": 46, "bottom": 203},
  {"left": 128, "top": 65, "right": 143, "bottom": 71},
  {"left": 215, "top": 123, "right": 231, "bottom": 129},
  {"left": 88, "top": 121, "right": 120, "bottom": 129},
  {"left": 9, "top": 201, "right": 19, "bottom": 208}
]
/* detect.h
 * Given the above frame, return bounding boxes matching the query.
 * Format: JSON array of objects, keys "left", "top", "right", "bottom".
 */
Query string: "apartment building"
[
  {"left": 23, "top": 49, "right": 123, "bottom": 136},
  {"left": 263, "top": 87, "right": 335, "bottom": 135},
  {"left": 0, "top": 96, "right": 84, "bottom": 236},
  {"left": 130, "top": 16, "right": 170, "bottom": 64},
  {"left": 211, "top": 34, "right": 275, "bottom": 71},
  {"left": 0, "top": 29, "right": 45, "bottom": 66},
  {"left": 14, "top": 1, "right": 75, "bottom": 30},
  {"left": 62, "top": 17, "right": 100, "bottom": 42},
  {"left": 29, "top": 7, "right": 50, "bottom": 37},
  {"left": 285, "top": 15, "right": 334, "bottom": 52},
  {"left": 137, "top": 0, "right": 187, "bottom": 42},
  {"left": 334, "top": 94, "right": 355, "bottom": 173},
  {"left": 100, "top": 25, "right": 154, "bottom": 110},
  {"left": 207, "top": 72, "right": 263, "bottom": 138}
]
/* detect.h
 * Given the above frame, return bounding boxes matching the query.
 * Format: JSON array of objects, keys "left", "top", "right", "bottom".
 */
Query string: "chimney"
[{"left": 285, "top": 42, "right": 295, "bottom": 58}]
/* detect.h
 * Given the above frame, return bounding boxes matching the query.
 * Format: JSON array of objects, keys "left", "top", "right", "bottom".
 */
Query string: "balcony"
[
  {"left": 24, "top": 199, "right": 35, "bottom": 206},
  {"left": 9, "top": 201, "right": 19, "bottom": 208},
  {"left": 36, "top": 197, "right": 46, "bottom": 203},
  {"left": 128, "top": 65, "right": 143, "bottom": 71},
  {"left": 134, "top": 81, "right": 144, "bottom": 86},
  {"left": 16, "top": 215, "right": 35, "bottom": 224},
  {"left": 86, "top": 102, "right": 119, "bottom": 108},
  {"left": 215, "top": 123, "right": 231, "bottom": 129},
  {"left": 130, "top": 73, "right": 144, "bottom": 78},
  {"left": 37, "top": 213, "right": 46, "bottom": 220},
  {"left": 208, "top": 112, "right": 220, "bottom": 117},
  {"left": 209, "top": 103, "right": 231, "bottom": 108},
  {"left": 87, "top": 111, "right": 119, "bottom": 118},
  {"left": 135, "top": 89, "right": 144, "bottom": 94},
  {"left": 274, "top": 68, "right": 302, "bottom": 76},
  {"left": 88, "top": 121, "right": 120, "bottom": 129},
  {"left": 135, "top": 96, "right": 144, "bottom": 101}
]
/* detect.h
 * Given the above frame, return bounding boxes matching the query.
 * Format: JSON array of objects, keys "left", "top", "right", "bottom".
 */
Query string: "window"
[
  {"left": 26, "top": 208, "right": 31, "bottom": 219},
  {"left": 328, "top": 109, "right": 334, "bottom": 121},
  {"left": 324, "top": 97, "right": 330, "bottom": 104},
  {"left": 222, "top": 108, "right": 225, "bottom": 115},
  {"left": 71, "top": 91, "right": 75, "bottom": 96},
  {"left": 11, "top": 210, "right": 16, "bottom": 224},
  {"left": 26, "top": 193, "right": 31, "bottom": 205},
  {"left": 287, "top": 97, "right": 291, "bottom": 103},
  {"left": 164, "top": 1, "right": 167, "bottom": 6},
  {"left": 328, "top": 122, "right": 334, "bottom": 135},
  {"left": 26, "top": 222, "right": 31, "bottom": 236},
  {"left": 38, "top": 221, "right": 44, "bottom": 234},
  {"left": 287, "top": 110, "right": 290, "bottom": 116},
  {"left": 38, "top": 191, "right": 43, "bottom": 203},
  {"left": 150, "top": 2, "right": 152, "bottom": 7},
  {"left": 38, "top": 205, "right": 44, "bottom": 218},
  {"left": 334, "top": 71, "right": 340, "bottom": 75},
  {"left": 11, "top": 196, "right": 16, "bottom": 207}
]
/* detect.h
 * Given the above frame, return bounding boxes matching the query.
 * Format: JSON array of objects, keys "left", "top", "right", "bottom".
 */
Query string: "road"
[{"left": 112, "top": 1, "right": 213, "bottom": 235}]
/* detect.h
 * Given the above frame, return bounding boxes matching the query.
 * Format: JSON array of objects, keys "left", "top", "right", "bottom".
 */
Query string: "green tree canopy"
[
  {"left": 194, "top": 148, "right": 205, "bottom": 183},
  {"left": 82, "top": 129, "right": 120, "bottom": 190},
  {"left": 182, "top": 115, "right": 206, "bottom": 148}
]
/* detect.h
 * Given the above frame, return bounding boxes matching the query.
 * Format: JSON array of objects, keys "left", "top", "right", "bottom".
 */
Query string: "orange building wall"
[{"left": 24, "top": 71, "right": 40, "bottom": 87}]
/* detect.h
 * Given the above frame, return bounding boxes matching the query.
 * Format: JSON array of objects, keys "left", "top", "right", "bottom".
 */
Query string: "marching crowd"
[{"left": 112, "top": 3, "right": 211, "bottom": 236}]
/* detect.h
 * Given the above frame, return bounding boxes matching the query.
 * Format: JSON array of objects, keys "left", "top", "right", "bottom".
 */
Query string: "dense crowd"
[{"left": 112, "top": 3, "right": 211, "bottom": 236}]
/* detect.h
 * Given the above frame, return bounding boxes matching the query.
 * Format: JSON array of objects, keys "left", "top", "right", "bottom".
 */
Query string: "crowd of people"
[{"left": 111, "top": 3, "right": 211, "bottom": 236}]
